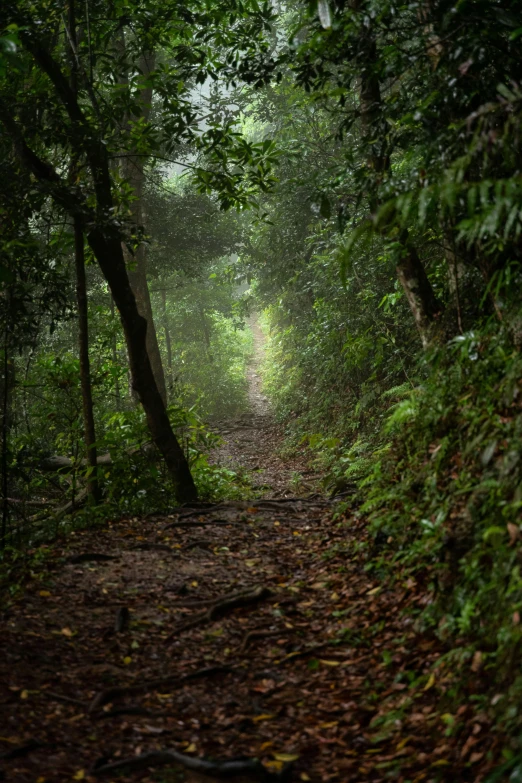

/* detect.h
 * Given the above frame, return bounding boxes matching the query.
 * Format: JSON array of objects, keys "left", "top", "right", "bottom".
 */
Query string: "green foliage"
[{"left": 350, "top": 326, "right": 522, "bottom": 736}]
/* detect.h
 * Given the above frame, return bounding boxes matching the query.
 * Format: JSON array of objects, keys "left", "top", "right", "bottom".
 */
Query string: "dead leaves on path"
[{"left": 0, "top": 503, "right": 503, "bottom": 782}]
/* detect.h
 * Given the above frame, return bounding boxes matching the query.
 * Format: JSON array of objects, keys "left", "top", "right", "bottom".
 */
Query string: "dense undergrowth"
[{"left": 258, "top": 311, "right": 522, "bottom": 755}]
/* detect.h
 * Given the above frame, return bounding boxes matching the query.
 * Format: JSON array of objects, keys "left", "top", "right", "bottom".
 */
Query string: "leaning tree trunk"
[
  {"left": 0, "top": 38, "right": 198, "bottom": 504},
  {"left": 88, "top": 229, "right": 198, "bottom": 503}
]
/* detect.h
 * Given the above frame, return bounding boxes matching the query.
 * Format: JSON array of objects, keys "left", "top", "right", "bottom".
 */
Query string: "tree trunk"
[
  {"left": 68, "top": 0, "right": 100, "bottom": 504},
  {"left": 396, "top": 242, "right": 441, "bottom": 348},
  {"left": 161, "top": 288, "right": 173, "bottom": 395},
  {"left": 120, "top": 48, "right": 168, "bottom": 406},
  {"left": 0, "top": 328, "right": 11, "bottom": 548},
  {"left": 352, "top": 0, "right": 441, "bottom": 345},
  {"left": 88, "top": 229, "right": 198, "bottom": 503},
  {"left": 74, "top": 217, "right": 101, "bottom": 502},
  {"left": 109, "top": 295, "right": 122, "bottom": 410}
]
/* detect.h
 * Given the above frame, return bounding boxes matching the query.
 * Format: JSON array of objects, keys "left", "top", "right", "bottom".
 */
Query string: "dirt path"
[
  {"left": 0, "top": 322, "right": 503, "bottom": 782},
  {"left": 211, "top": 316, "right": 320, "bottom": 497}
]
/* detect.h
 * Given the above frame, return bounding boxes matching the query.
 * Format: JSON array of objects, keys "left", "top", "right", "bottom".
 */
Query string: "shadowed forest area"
[{"left": 1, "top": 1, "right": 522, "bottom": 781}]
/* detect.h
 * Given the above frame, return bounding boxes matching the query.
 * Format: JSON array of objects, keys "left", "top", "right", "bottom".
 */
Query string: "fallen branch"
[
  {"left": 174, "top": 586, "right": 271, "bottom": 633},
  {"left": 39, "top": 453, "right": 112, "bottom": 472},
  {"left": 92, "top": 748, "right": 287, "bottom": 781},
  {"left": 88, "top": 665, "right": 233, "bottom": 713},
  {"left": 53, "top": 486, "right": 89, "bottom": 519}
]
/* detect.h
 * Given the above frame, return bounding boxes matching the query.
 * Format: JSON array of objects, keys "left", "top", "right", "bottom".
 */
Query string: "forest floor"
[{"left": 0, "top": 323, "right": 503, "bottom": 783}]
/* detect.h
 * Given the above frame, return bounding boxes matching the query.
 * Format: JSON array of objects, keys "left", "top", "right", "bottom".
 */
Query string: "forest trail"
[
  {"left": 0, "top": 328, "right": 500, "bottom": 783},
  {"left": 210, "top": 316, "right": 320, "bottom": 497}
]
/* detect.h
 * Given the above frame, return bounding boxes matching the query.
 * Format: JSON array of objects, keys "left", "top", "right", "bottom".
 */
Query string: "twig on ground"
[{"left": 42, "top": 691, "right": 86, "bottom": 707}]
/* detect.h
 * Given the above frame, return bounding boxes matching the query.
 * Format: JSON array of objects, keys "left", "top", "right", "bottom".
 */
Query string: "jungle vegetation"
[{"left": 2, "top": 0, "right": 522, "bottom": 764}]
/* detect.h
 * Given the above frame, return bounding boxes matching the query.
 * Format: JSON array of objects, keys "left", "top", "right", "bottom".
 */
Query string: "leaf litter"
[
  {"left": 0, "top": 330, "right": 507, "bottom": 781},
  {"left": 0, "top": 495, "right": 506, "bottom": 781}
]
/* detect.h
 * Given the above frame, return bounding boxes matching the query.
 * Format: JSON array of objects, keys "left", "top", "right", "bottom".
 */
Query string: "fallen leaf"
[
  {"left": 319, "top": 659, "right": 341, "bottom": 667},
  {"left": 273, "top": 752, "right": 299, "bottom": 762},
  {"left": 73, "top": 772, "right": 85, "bottom": 781},
  {"left": 61, "top": 627, "right": 73, "bottom": 638},
  {"left": 300, "top": 774, "right": 311, "bottom": 781},
  {"left": 39, "top": 590, "right": 51, "bottom": 598},
  {"left": 252, "top": 713, "right": 276, "bottom": 722},
  {"left": 123, "top": 656, "right": 132, "bottom": 665},
  {"left": 20, "top": 690, "right": 29, "bottom": 699},
  {"left": 423, "top": 673, "right": 436, "bottom": 691},
  {"left": 367, "top": 586, "right": 381, "bottom": 596},
  {"left": 185, "top": 743, "right": 197, "bottom": 753}
]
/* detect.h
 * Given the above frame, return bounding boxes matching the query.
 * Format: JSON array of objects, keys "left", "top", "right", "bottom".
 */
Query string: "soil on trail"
[
  {"left": 211, "top": 317, "right": 320, "bottom": 497},
  {"left": 0, "top": 322, "right": 503, "bottom": 782}
]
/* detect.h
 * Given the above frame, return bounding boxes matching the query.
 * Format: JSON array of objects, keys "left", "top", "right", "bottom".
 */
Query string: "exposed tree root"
[
  {"left": 42, "top": 691, "right": 86, "bottom": 707},
  {"left": 239, "top": 628, "right": 293, "bottom": 653},
  {"left": 88, "top": 665, "right": 233, "bottom": 713},
  {"left": 173, "top": 586, "right": 271, "bottom": 633},
  {"left": 92, "top": 748, "right": 288, "bottom": 780}
]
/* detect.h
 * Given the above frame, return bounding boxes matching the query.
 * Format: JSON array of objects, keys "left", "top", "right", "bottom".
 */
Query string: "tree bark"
[
  {"left": 109, "top": 295, "right": 122, "bottom": 409},
  {"left": 161, "top": 287, "right": 173, "bottom": 394},
  {"left": 396, "top": 241, "right": 442, "bottom": 348},
  {"left": 0, "top": 327, "right": 11, "bottom": 548},
  {"left": 74, "top": 217, "right": 101, "bottom": 502},
  {"left": 87, "top": 229, "right": 197, "bottom": 503},
  {"left": 119, "top": 47, "right": 168, "bottom": 406},
  {"left": 68, "top": 0, "right": 100, "bottom": 503}
]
